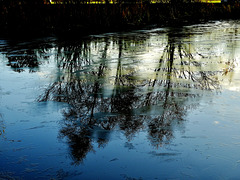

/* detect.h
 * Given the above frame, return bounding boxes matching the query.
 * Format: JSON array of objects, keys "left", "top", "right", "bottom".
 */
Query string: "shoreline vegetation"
[{"left": 1, "top": 1, "right": 240, "bottom": 37}]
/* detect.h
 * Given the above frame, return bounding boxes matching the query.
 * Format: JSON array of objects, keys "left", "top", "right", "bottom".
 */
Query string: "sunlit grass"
[
  {"left": 49, "top": 0, "right": 111, "bottom": 4},
  {"left": 199, "top": 0, "right": 221, "bottom": 3},
  {"left": 49, "top": 0, "right": 222, "bottom": 4}
]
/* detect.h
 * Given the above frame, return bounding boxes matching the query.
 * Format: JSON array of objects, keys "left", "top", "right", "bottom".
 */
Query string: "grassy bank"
[{"left": 1, "top": 2, "right": 240, "bottom": 36}]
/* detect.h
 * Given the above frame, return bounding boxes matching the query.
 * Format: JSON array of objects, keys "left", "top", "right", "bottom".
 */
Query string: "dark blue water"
[{"left": 1, "top": 20, "right": 240, "bottom": 179}]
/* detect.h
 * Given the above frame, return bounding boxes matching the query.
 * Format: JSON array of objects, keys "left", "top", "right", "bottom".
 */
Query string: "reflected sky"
[{"left": 0, "top": 20, "right": 240, "bottom": 179}]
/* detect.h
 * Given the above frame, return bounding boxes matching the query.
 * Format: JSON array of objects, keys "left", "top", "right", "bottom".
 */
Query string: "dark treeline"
[{"left": 1, "top": 1, "right": 240, "bottom": 36}]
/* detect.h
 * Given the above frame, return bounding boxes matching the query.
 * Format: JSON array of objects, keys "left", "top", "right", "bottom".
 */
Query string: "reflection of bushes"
[
  {"left": 7, "top": 54, "right": 38, "bottom": 72},
  {"left": 0, "top": 39, "right": 54, "bottom": 72}
]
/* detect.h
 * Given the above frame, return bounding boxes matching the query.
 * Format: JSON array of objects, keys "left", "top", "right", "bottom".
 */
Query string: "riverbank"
[{"left": 1, "top": 3, "right": 240, "bottom": 37}]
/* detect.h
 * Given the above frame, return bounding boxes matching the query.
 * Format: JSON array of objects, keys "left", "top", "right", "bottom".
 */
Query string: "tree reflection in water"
[{"left": 35, "top": 29, "right": 229, "bottom": 164}]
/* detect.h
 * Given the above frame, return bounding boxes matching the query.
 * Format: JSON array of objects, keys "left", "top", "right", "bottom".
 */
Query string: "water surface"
[{"left": 1, "top": 20, "right": 240, "bottom": 179}]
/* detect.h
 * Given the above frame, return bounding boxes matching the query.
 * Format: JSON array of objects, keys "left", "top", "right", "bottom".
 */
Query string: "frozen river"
[{"left": 1, "top": 20, "right": 240, "bottom": 179}]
